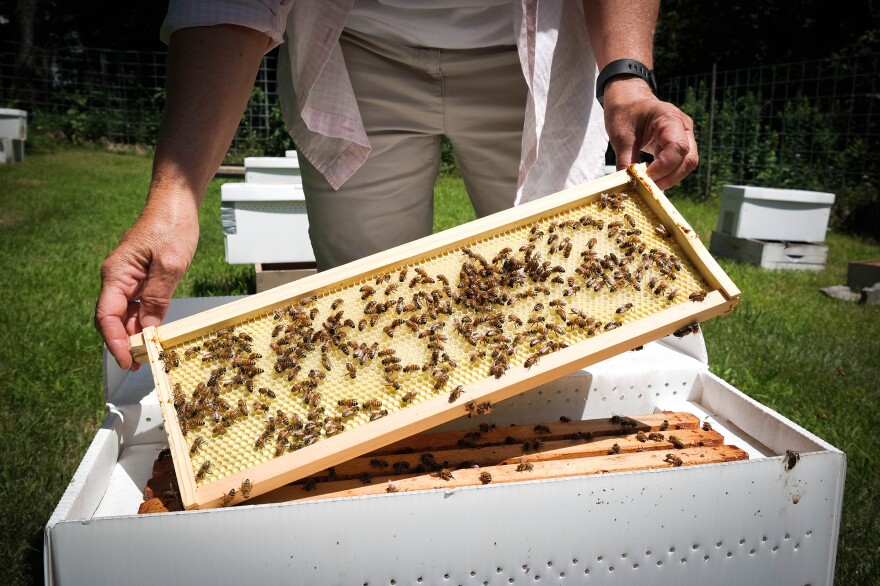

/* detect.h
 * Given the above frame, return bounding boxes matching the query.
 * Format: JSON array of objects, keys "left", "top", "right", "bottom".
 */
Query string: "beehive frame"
[{"left": 131, "top": 164, "right": 739, "bottom": 510}]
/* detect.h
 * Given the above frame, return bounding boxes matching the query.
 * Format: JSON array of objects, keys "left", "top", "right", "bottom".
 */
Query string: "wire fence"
[
  {"left": 2, "top": 41, "right": 878, "bottom": 232},
  {"left": 662, "top": 54, "right": 880, "bottom": 204},
  {"left": 0, "top": 41, "right": 283, "bottom": 155}
]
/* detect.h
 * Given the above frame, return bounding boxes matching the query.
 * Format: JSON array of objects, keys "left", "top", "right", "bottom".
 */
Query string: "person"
[{"left": 95, "top": 0, "right": 698, "bottom": 371}]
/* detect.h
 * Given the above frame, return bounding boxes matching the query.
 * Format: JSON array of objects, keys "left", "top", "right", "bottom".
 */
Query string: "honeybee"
[
  {"left": 220, "top": 488, "right": 237, "bottom": 507},
  {"left": 616, "top": 303, "right": 633, "bottom": 314},
  {"left": 534, "top": 424, "right": 551, "bottom": 434},
  {"left": 667, "top": 288, "right": 679, "bottom": 302},
  {"left": 648, "top": 432, "right": 665, "bottom": 441},
  {"left": 448, "top": 385, "right": 465, "bottom": 403},
  {"left": 258, "top": 387, "right": 276, "bottom": 399},
  {"left": 478, "top": 471, "right": 492, "bottom": 485},
  {"left": 196, "top": 460, "right": 211, "bottom": 481},
  {"left": 702, "top": 421, "right": 713, "bottom": 431},
  {"left": 359, "top": 472, "right": 373, "bottom": 485},
  {"left": 559, "top": 416, "right": 572, "bottom": 423},
  {"left": 340, "top": 406, "right": 359, "bottom": 418},
  {"left": 608, "top": 443, "right": 621, "bottom": 455},
  {"left": 664, "top": 453, "right": 683, "bottom": 467},
  {"left": 297, "top": 295, "right": 318, "bottom": 307},
  {"left": 689, "top": 291, "right": 707, "bottom": 302},
  {"left": 338, "top": 398, "right": 358, "bottom": 408},
  {"left": 433, "top": 469, "right": 454, "bottom": 481},
  {"left": 370, "top": 458, "right": 389, "bottom": 470},
  {"left": 516, "top": 458, "right": 534, "bottom": 472},
  {"left": 184, "top": 345, "right": 202, "bottom": 359},
  {"left": 189, "top": 436, "right": 206, "bottom": 455},
  {"left": 668, "top": 435, "right": 685, "bottom": 449},
  {"left": 240, "top": 478, "right": 253, "bottom": 499},
  {"left": 401, "top": 391, "right": 418, "bottom": 403},
  {"left": 386, "top": 480, "right": 399, "bottom": 493},
  {"left": 524, "top": 353, "right": 541, "bottom": 370},
  {"left": 654, "top": 223, "right": 671, "bottom": 238}
]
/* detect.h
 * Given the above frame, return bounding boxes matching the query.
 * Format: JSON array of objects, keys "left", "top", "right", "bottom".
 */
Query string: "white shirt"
[{"left": 161, "top": 0, "right": 608, "bottom": 204}]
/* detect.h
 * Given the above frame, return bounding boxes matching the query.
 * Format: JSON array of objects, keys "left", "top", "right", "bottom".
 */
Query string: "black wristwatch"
[{"left": 596, "top": 59, "right": 657, "bottom": 107}]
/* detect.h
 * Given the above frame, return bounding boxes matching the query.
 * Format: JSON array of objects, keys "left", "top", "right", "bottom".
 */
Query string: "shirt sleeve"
[{"left": 160, "top": 0, "right": 293, "bottom": 50}]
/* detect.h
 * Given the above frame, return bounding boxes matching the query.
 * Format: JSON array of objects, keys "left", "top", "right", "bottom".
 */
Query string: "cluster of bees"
[{"left": 161, "top": 187, "right": 709, "bottom": 487}]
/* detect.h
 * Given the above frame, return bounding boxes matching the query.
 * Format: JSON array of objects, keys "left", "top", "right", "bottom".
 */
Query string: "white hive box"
[
  {"left": 0, "top": 108, "right": 27, "bottom": 163},
  {"left": 717, "top": 185, "right": 835, "bottom": 243},
  {"left": 220, "top": 182, "right": 315, "bottom": 264},
  {"left": 45, "top": 297, "right": 845, "bottom": 586},
  {"left": 244, "top": 153, "right": 301, "bottom": 184}
]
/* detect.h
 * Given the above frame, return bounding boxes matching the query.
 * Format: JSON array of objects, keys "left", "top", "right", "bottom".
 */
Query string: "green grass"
[{"left": 1, "top": 148, "right": 878, "bottom": 585}]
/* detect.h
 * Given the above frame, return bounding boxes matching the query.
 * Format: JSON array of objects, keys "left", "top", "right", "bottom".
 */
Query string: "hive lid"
[
  {"left": 220, "top": 182, "right": 305, "bottom": 202},
  {"left": 244, "top": 156, "right": 301, "bottom": 169},
  {"left": 722, "top": 185, "right": 835, "bottom": 205}
]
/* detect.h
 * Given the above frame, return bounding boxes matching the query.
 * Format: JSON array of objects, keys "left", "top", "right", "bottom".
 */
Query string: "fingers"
[
  {"left": 138, "top": 255, "right": 190, "bottom": 329},
  {"left": 95, "top": 267, "right": 144, "bottom": 371},
  {"left": 643, "top": 110, "right": 699, "bottom": 190}
]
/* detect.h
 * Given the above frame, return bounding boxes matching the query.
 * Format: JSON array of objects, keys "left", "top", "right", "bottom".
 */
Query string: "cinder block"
[{"left": 847, "top": 259, "right": 880, "bottom": 291}]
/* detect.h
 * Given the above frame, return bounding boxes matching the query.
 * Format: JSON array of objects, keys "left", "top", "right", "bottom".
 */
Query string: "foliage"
[{"left": 675, "top": 83, "right": 880, "bottom": 239}]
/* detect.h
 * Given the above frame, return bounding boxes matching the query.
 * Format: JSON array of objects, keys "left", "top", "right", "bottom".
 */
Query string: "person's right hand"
[{"left": 95, "top": 202, "right": 200, "bottom": 371}]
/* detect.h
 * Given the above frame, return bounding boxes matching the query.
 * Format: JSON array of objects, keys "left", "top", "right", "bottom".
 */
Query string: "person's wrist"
[{"left": 602, "top": 76, "right": 658, "bottom": 107}]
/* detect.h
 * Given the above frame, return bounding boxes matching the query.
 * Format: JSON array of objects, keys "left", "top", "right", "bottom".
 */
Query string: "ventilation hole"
[
  {"left": 484, "top": 582, "right": 489, "bottom": 586},
  {"left": 750, "top": 549, "right": 756, "bottom": 555},
  {"left": 584, "top": 569, "right": 590, "bottom": 575},
  {"left": 645, "top": 551, "right": 651, "bottom": 557},
  {"left": 417, "top": 579, "right": 423, "bottom": 583},
  {"left": 619, "top": 395, "right": 624, "bottom": 400},
  {"left": 681, "top": 381, "right": 687, "bottom": 386},
  {"left": 497, "top": 568, "right": 503, "bottom": 574},
  {"left": 547, "top": 561, "right": 553, "bottom": 567},
  {"left": 647, "top": 384, "right": 653, "bottom": 388},
  {"left": 632, "top": 563, "right": 639, "bottom": 569},
  {"left": 656, "top": 561, "right": 662, "bottom": 567},
  {"left": 762, "top": 536, "right": 768, "bottom": 542},
  {"left": 559, "top": 571, "right": 566, "bottom": 578},
  {"left": 508, "top": 579, "right": 514, "bottom": 584},
  {"left": 621, "top": 553, "right": 628, "bottom": 559},
  {"left": 611, "top": 386, "right": 617, "bottom": 391},
  {"left": 444, "top": 574, "right": 449, "bottom": 580},
  {"left": 716, "top": 541, "right": 722, "bottom": 548},
  {"left": 470, "top": 572, "right": 476, "bottom": 577},
  {"left": 637, "top": 393, "right": 643, "bottom": 398},
  {"left": 522, "top": 565, "right": 529, "bottom": 571},
  {"left": 692, "top": 544, "right": 699, "bottom": 550},
  {"left": 601, "top": 396, "right": 607, "bottom": 402},
  {"left": 739, "top": 539, "right": 745, "bottom": 545},
  {"left": 597, "top": 556, "right": 603, "bottom": 562},
  {"left": 785, "top": 533, "right": 790, "bottom": 540},
  {"left": 391, "top": 581, "right": 396, "bottom": 585},
  {"left": 794, "top": 543, "right": 800, "bottom": 550},
  {"left": 681, "top": 558, "right": 687, "bottom": 564},
  {"left": 672, "top": 391, "right": 678, "bottom": 395},
  {"left": 704, "top": 555, "right": 710, "bottom": 561},
  {"left": 806, "top": 530, "right": 813, "bottom": 536},
  {"left": 669, "top": 547, "right": 675, "bottom": 553},
  {"left": 727, "top": 552, "right": 732, "bottom": 558},
  {"left": 572, "top": 559, "right": 578, "bottom": 565},
  {"left": 608, "top": 567, "right": 614, "bottom": 572},
  {"left": 145, "top": 417, "right": 152, "bottom": 422},
  {"left": 534, "top": 576, "right": 540, "bottom": 581},
  {"left": 772, "top": 546, "right": 779, "bottom": 552},
  {"left": 655, "top": 393, "right": 660, "bottom": 397}
]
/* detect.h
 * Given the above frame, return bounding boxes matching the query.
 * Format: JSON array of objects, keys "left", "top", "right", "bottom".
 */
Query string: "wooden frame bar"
[{"left": 134, "top": 164, "right": 740, "bottom": 509}]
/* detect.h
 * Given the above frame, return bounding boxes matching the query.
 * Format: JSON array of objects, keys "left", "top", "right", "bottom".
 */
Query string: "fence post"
[{"left": 704, "top": 62, "right": 717, "bottom": 200}]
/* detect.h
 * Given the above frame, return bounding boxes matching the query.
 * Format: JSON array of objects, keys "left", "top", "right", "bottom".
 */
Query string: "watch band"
[{"left": 596, "top": 59, "right": 657, "bottom": 107}]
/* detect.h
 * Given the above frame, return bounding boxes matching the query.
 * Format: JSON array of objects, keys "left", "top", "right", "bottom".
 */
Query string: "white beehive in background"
[
  {"left": 0, "top": 108, "right": 27, "bottom": 164},
  {"left": 716, "top": 185, "right": 835, "bottom": 243},
  {"left": 220, "top": 182, "right": 315, "bottom": 265}
]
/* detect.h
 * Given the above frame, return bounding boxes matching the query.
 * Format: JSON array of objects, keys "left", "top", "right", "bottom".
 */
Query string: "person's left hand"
[{"left": 601, "top": 77, "right": 699, "bottom": 190}]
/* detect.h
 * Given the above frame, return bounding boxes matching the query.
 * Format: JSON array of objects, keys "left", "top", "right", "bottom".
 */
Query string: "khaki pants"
[{"left": 299, "top": 29, "right": 528, "bottom": 270}]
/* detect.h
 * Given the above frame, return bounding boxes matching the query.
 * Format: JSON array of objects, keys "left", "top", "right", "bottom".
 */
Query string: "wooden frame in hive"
[{"left": 130, "top": 164, "right": 739, "bottom": 510}]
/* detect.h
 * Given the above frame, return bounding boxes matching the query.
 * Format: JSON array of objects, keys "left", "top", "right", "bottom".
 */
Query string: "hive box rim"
[{"left": 722, "top": 184, "right": 836, "bottom": 205}]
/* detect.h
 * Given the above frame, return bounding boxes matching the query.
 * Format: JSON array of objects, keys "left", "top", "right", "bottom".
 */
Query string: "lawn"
[{"left": 1, "top": 145, "right": 878, "bottom": 585}]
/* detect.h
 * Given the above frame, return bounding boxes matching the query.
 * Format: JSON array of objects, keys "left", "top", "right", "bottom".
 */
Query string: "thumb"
[{"left": 137, "top": 258, "right": 188, "bottom": 328}]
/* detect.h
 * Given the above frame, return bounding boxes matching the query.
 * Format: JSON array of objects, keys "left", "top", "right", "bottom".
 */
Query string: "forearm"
[
  {"left": 582, "top": 0, "right": 659, "bottom": 69},
  {"left": 147, "top": 24, "right": 272, "bottom": 217}
]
